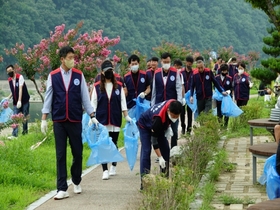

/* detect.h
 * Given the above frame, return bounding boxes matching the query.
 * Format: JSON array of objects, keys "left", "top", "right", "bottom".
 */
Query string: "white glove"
[
  {"left": 88, "top": 117, "right": 99, "bottom": 127},
  {"left": 182, "top": 98, "right": 186, "bottom": 106},
  {"left": 158, "top": 156, "right": 166, "bottom": 168},
  {"left": 41, "top": 120, "right": 47, "bottom": 135},
  {"left": 249, "top": 82, "right": 254, "bottom": 88},
  {"left": 165, "top": 126, "right": 174, "bottom": 139},
  {"left": 125, "top": 115, "right": 132, "bottom": 123},
  {"left": 226, "top": 90, "right": 231, "bottom": 94},
  {"left": 16, "top": 101, "right": 22, "bottom": 108},
  {"left": 138, "top": 92, "right": 145, "bottom": 99}
]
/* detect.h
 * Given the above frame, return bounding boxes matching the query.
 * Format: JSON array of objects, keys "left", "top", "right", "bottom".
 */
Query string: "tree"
[{"left": 1, "top": 22, "right": 121, "bottom": 102}]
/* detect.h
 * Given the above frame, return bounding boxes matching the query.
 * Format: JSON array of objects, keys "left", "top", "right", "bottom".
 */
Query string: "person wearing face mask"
[
  {"left": 90, "top": 60, "right": 131, "bottom": 180},
  {"left": 40, "top": 46, "right": 95, "bottom": 200},
  {"left": 215, "top": 64, "right": 232, "bottom": 127},
  {"left": 5, "top": 64, "right": 30, "bottom": 138},
  {"left": 190, "top": 60, "right": 228, "bottom": 115},
  {"left": 123, "top": 54, "right": 150, "bottom": 110},
  {"left": 91, "top": 58, "right": 125, "bottom": 99},
  {"left": 232, "top": 62, "right": 253, "bottom": 107},
  {"left": 137, "top": 99, "right": 182, "bottom": 190},
  {"left": 227, "top": 57, "right": 239, "bottom": 78},
  {"left": 151, "top": 52, "right": 182, "bottom": 149}
]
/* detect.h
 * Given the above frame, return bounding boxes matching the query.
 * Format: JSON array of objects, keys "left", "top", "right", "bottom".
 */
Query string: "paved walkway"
[{"left": 0, "top": 125, "right": 274, "bottom": 210}]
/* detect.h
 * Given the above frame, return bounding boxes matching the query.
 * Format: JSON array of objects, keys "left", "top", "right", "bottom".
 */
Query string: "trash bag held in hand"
[
  {"left": 87, "top": 124, "right": 124, "bottom": 166},
  {"left": 213, "top": 88, "right": 224, "bottom": 101},
  {"left": 128, "top": 105, "right": 136, "bottom": 119},
  {"left": 135, "top": 97, "right": 150, "bottom": 121},
  {"left": 185, "top": 90, "right": 197, "bottom": 113},
  {"left": 259, "top": 154, "right": 280, "bottom": 199},
  {"left": 221, "top": 95, "right": 243, "bottom": 117},
  {"left": 82, "top": 113, "right": 90, "bottom": 144},
  {"left": 123, "top": 119, "right": 139, "bottom": 171}
]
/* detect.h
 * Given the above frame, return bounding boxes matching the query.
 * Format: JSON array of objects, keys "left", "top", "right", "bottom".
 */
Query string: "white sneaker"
[
  {"left": 109, "top": 166, "right": 116, "bottom": 176},
  {"left": 102, "top": 170, "right": 109, "bottom": 180},
  {"left": 73, "top": 184, "right": 82, "bottom": 194},
  {"left": 54, "top": 191, "right": 69, "bottom": 200},
  {"left": 7, "top": 136, "right": 16, "bottom": 140}
]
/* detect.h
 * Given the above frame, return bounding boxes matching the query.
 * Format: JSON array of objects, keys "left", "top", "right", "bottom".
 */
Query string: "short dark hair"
[
  {"left": 220, "top": 64, "right": 228, "bottom": 71},
  {"left": 186, "top": 55, "right": 194, "bottom": 63},
  {"left": 161, "top": 52, "right": 171, "bottom": 59},
  {"left": 173, "top": 59, "right": 183, "bottom": 66},
  {"left": 59, "top": 46, "right": 74, "bottom": 58},
  {"left": 6, "top": 64, "right": 14, "bottom": 71},
  {"left": 151, "top": 57, "right": 159, "bottom": 62},
  {"left": 238, "top": 61, "right": 246, "bottom": 69},
  {"left": 169, "top": 100, "right": 182, "bottom": 115},
  {"left": 128, "top": 54, "right": 140, "bottom": 64},
  {"left": 147, "top": 59, "right": 151, "bottom": 63},
  {"left": 195, "top": 56, "right": 204, "bottom": 62},
  {"left": 232, "top": 57, "right": 237, "bottom": 62}
]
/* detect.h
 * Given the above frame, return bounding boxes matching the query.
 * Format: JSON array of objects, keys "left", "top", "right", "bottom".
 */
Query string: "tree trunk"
[{"left": 30, "top": 78, "right": 44, "bottom": 103}]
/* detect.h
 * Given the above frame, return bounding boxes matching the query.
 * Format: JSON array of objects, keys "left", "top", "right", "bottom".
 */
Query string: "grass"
[{"left": 218, "top": 194, "right": 255, "bottom": 205}]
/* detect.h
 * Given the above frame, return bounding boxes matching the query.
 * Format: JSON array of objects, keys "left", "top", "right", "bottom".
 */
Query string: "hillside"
[{"left": 0, "top": 0, "right": 270, "bottom": 65}]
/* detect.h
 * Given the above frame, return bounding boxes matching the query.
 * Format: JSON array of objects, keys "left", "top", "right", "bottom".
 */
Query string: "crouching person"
[{"left": 137, "top": 99, "right": 182, "bottom": 190}]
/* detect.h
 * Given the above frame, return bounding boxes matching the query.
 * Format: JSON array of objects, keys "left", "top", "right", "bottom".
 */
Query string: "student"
[
  {"left": 215, "top": 64, "right": 232, "bottom": 127},
  {"left": 232, "top": 62, "right": 253, "bottom": 107},
  {"left": 6, "top": 64, "right": 30, "bottom": 137},
  {"left": 190, "top": 60, "right": 227, "bottom": 115},
  {"left": 123, "top": 54, "right": 150, "bottom": 109},
  {"left": 151, "top": 52, "right": 182, "bottom": 148},
  {"left": 90, "top": 60, "right": 132, "bottom": 180},
  {"left": 137, "top": 99, "right": 182, "bottom": 189},
  {"left": 180, "top": 55, "right": 194, "bottom": 134},
  {"left": 227, "top": 57, "right": 239, "bottom": 78},
  {"left": 41, "top": 46, "right": 95, "bottom": 200}
]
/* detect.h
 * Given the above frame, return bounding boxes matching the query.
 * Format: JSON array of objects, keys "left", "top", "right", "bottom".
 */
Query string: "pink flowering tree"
[{"left": 1, "top": 22, "right": 120, "bottom": 102}]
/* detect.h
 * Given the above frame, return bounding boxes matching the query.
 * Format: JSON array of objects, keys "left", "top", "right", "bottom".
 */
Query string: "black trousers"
[
  {"left": 180, "top": 105, "right": 193, "bottom": 132},
  {"left": 197, "top": 98, "right": 212, "bottom": 115},
  {"left": 216, "top": 101, "right": 229, "bottom": 126},
  {"left": 53, "top": 121, "right": 83, "bottom": 192},
  {"left": 237, "top": 100, "right": 248, "bottom": 107}
]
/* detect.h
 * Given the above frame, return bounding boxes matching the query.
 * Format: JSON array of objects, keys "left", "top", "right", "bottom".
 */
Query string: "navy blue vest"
[
  {"left": 94, "top": 81, "right": 122, "bottom": 127},
  {"left": 215, "top": 75, "right": 232, "bottom": 91},
  {"left": 228, "top": 64, "right": 238, "bottom": 78},
  {"left": 145, "top": 69, "right": 155, "bottom": 101},
  {"left": 154, "top": 67, "right": 177, "bottom": 104},
  {"left": 233, "top": 73, "right": 250, "bottom": 100},
  {"left": 181, "top": 68, "right": 193, "bottom": 92},
  {"left": 51, "top": 68, "right": 83, "bottom": 122},
  {"left": 124, "top": 70, "right": 147, "bottom": 109},
  {"left": 138, "top": 99, "right": 174, "bottom": 130},
  {"left": 8, "top": 73, "right": 30, "bottom": 105}
]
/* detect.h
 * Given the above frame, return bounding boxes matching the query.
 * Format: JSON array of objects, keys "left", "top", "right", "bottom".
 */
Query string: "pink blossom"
[
  {"left": 113, "top": 55, "right": 120, "bottom": 62},
  {"left": 11, "top": 123, "right": 19, "bottom": 129}
]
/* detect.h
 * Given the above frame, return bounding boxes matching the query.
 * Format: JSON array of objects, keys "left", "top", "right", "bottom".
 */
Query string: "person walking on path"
[
  {"left": 90, "top": 60, "right": 132, "bottom": 180},
  {"left": 6, "top": 64, "right": 30, "bottom": 137},
  {"left": 40, "top": 46, "right": 95, "bottom": 200},
  {"left": 190, "top": 60, "right": 228, "bottom": 115},
  {"left": 137, "top": 99, "right": 182, "bottom": 189},
  {"left": 180, "top": 55, "right": 194, "bottom": 134},
  {"left": 215, "top": 63, "right": 232, "bottom": 127},
  {"left": 145, "top": 57, "right": 159, "bottom": 102},
  {"left": 151, "top": 52, "right": 182, "bottom": 149}
]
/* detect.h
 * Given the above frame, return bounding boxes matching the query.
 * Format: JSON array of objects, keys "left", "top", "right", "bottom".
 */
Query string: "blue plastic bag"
[
  {"left": 185, "top": 90, "right": 198, "bottom": 119},
  {"left": 82, "top": 113, "right": 90, "bottom": 144},
  {"left": 213, "top": 88, "right": 223, "bottom": 101},
  {"left": 135, "top": 97, "right": 150, "bottom": 121},
  {"left": 123, "top": 120, "right": 139, "bottom": 171},
  {"left": 221, "top": 95, "right": 243, "bottom": 117},
  {"left": 259, "top": 154, "right": 280, "bottom": 199},
  {"left": 128, "top": 105, "right": 136, "bottom": 119},
  {"left": 0, "top": 99, "right": 13, "bottom": 123},
  {"left": 86, "top": 124, "right": 124, "bottom": 166}
]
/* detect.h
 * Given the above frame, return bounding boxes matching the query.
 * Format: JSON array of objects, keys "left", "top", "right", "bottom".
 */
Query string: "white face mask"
[
  {"left": 168, "top": 113, "right": 178, "bottom": 123},
  {"left": 130, "top": 65, "right": 139, "bottom": 73},
  {"left": 238, "top": 69, "right": 244, "bottom": 75},
  {"left": 162, "top": 63, "right": 171, "bottom": 70}
]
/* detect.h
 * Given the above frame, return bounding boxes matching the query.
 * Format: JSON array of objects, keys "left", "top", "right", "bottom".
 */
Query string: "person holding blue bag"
[
  {"left": 137, "top": 99, "right": 182, "bottom": 190},
  {"left": 215, "top": 64, "right": 232, "bottom": 127},
  {"left": 90, "top": 60, "right": 132, "bottom": 180}
]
